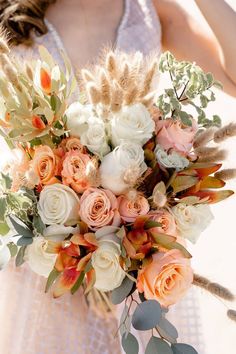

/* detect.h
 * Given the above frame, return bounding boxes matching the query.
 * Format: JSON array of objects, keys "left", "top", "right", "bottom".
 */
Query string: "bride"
[{"left": 0, "top": 1, "right": 235, "bottom": 353}]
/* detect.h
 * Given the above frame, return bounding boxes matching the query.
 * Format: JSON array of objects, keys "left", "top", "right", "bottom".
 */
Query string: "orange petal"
[
  {"left": 171, "top": 176, "right": 199, "bottom": 193},
  {"left": 181, "top": 189, "right": 234, "bottom": 203},
  {"left": 123, "top": 236, "right": 137, "bottom": 259},
  {"left": 133, "top": 215, "right": 150, "bottom": 230},
  {"left": 84, "top": 269, "right": 96, "bottom": 294},
  {"left": 32, "top": 115, "right": 46, "bottom": 130},
  {"left": 45, "top": 241, "right": 62, "bottom": 254},
  {"left": 199, "top": 176, "right": 225, "bottom": 189},
  {"left": 40, "top": 67, "right": 51, "bottom": 94},
  {"left": 127, "top": 229, "right": 148, "bottom": 245},
  {"left": 53, "top": 268, "right": 81, "bottom": 298},
  {"left": 76, "top": 253, "right": 92, "bottom": 272},
  {"left": 187, "top": 163, "right": 222, "bottom": 178}
]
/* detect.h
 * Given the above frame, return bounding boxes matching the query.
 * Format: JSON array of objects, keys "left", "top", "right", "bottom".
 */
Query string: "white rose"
[
  {"left": 38, "top": 184, "right": 80, "bottom": 226},
  {"left": 25, "top": 237, "right": 57, "bottom": 277},
  {"left": 66, "top": 102, "right": 92, "bottom": 138},
  {"left": 92, "top": 227, "right": 125, "bottom": 291},
  {"left": 43, "top": 224, "right": 79, "bottom": 242},
  {"left": 172, "top": 203, "right": 214, "bottom": 243},
  {"left": 155, "top": 145, "right": 189, "bottom": 171},
  {"left": 100, "top": 142, "right": 147, "bottom": 195},
  {"left": 0, "top": 238, "right": 11, "bottom": 270},
  {"left": 81, "top": 117, "right": 110, "bottom": 157},
  {"left": 110, "top": 103, "right": 155, "bottom": 147}
]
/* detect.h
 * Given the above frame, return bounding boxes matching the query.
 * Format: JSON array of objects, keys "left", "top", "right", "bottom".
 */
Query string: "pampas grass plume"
[
  {"left": 215, "top": 169, "right": 236, "bottom": 181},
  {"left": 193, "top": 127, "right": 216, "bottom": 148},
  {"left": 214, "top": 122, "right": 236, "bottom": 143}
]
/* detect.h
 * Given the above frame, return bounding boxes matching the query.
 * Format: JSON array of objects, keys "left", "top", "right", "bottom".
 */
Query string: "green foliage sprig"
[{"left": 157, "top": 52, "right": 222, "bottom": 128}]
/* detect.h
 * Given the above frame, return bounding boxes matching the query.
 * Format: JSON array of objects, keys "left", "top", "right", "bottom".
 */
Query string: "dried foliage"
[{"left": 193, "top": 274, "right": 235, "bottom": 301}]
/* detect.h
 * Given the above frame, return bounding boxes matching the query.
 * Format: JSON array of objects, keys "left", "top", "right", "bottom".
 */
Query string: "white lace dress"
[{"left": 0, "top": 1, "right": 205, "bottom": 353}]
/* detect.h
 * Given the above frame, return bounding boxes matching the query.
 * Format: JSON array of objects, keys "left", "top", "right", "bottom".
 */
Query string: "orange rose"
[
  {"left": 118, "top": 193, "right": 150, "bottom": 222},
  {"left": 62, "top": 150, "right": 96, "bottom": 193},
  {"left": 79, "top": 188, "right": 121, "bottom": 230},
  {"left": 137, "top": 250, "right": 193, "bottom": 307},
  {"left": 148, "top": 210, "right": 177, "bottom": 236},
  {"left": 32, "top": 146, "right": 61, "bottom": 185}
]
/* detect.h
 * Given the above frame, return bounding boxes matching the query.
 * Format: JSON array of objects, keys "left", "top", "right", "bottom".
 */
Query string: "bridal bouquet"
[{"left": 0, "top": 38, "right": 236, "bottom": 354}]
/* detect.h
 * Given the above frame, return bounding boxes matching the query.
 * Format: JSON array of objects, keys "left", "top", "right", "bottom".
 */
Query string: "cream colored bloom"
[
  {"left": 66, "top": 102, "right": 92, "bottom": 138},
  {"left": 38, "top": 184, "right": 80, "bottom": 225},
  {"left": 110, "top": 103, "right": 155, "bottom": 147},
  {"left": 92, "top": 227, "right": 125, "bottom": 291},
  {"left": 26, "top": 237, "right": 57, "bottom": 277},
  {"left": 155, "top": 145, "right": 189, "bottom": 171},
  {"left": 100, "top": 142, "right": 147, "bottom": 195},
  {"left": 172, "top": 203, "right": 214, "bottom": 243},
  {"left": 43, "top": 225, "right": 79, "bottom": 242}
]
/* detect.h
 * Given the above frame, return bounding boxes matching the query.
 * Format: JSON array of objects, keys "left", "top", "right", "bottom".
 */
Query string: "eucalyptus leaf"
[
  {"left": 145, "top": 336, "right": 173, "bottom": 354},
  {"left": 171, "top": 343, "right": 198, "bottom": 354},
  {"left": 111, "top": 276, "right": 134, "bottom": 305},
  {"left": 144, "top": 220, "right": 162, "bottom": 229},
  {"left": 132, "top": 300, "right": 162, "bottom": 331},
  {"left": 156, "top": 317, "right": 178, "bottom": 343},
  {"left": 15, "top": 246, "right": 27, "bottom": 267},
  {"left": 0, "top": 198, "right": 7, "bottom": 222},
  {"left": 9, "top": 215, "right": 34, "bottom": 238},
  {"left": 0, "top": 173, "right": 12, "bottom": 190},
  {"left": 33, "top": 215, "right": 45, "bottom": 235},
  {"left": 45, "top": 268, "right": 61, "bottom": 293},
  {"left": 16, "top": 237, "right": 33, "bottom": 246},
  {"left": 122, "top": 333, "right": 139, "bottom": 354}
]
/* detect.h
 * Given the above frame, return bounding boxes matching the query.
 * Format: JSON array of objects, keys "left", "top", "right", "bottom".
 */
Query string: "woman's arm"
[
  {"left": 195, "top": 0, "right": 236, "bottom": 85},
  {"left": 153, "top": 0, "right": 236, "bottom": 96}
]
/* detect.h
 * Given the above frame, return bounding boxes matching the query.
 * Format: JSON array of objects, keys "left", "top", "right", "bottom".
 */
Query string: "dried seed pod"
[
  {"left": 194, "top": 146, "right": 219, "bottom": 157},
  {"left": 140, "top": 61, "right": 158, "bottom": 98},
  {"left": 227, "top": 309, "right": 236, "bottom": 322},
  {"left": 124, "top": 86, "right": 139, "bottom": 105},
  {"left": 193, "top": 274, "right": 235, "bottom": 301},
  {"left": 198, "top": 149, "right": 227, "bottom": 163},
  {"left": 193, "top": 127, "right": 216, "bottom": 148},
  {"left": 214, "top": 122, "right": 236, "bottom": 143},
  {"left": 110, "top": 83, "right": 123, "bottom": 112},
  {"left": 81, "top": 69, "right": 94, "bottom": 83},
  {"left": 214, "top": 169, "right": 236, "bottom": 181},
  {"left": 100, "top": 70, "right": 111, "bottom": 105},
  {"left": 87, "top": 83, "right": 101, "bottom": 105},
  {"left": 106, "top": 51, "right": 117, "bottom": 79},
  {"left": 118, "top": 62, "right": 130, "bottom": 90}
]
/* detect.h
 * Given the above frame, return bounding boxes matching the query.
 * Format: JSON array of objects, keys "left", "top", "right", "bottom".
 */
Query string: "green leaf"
[
  {"left": 9, "top": 215, "right": 34, "bottom": 238},
  {"left": 30, "top": 137, "right": 42, "bottom": 147},
  {"left": 171, "top": 343, "right": 198, "bottom": 354},
  {"left": 144, "top": 220, "right": 162, "bottom": 229},
  {"left": 50, "top": 94, "right": 61, "bottom": 113},
  {"left": 178, "top": 111, "right": 192, "bottom": 126},
  {"left": 132, "top": 300, "right": 162, "bottom": 331},
  {"left": 33, "top": 215, "right": 45, "bottom": 235},
  {"left": 45, "top": 268, "right": 61, "bottom": 293},
  {"left": 17, "top": 237, "right": 33, "bottom": 246},
  {"left": 0, "top": 222, "right": 10, "bottom": 236},
  {"left": 111, "top": 276, "right": 134, "bottom": 305},
  {"left": 7, "top": 242, "right": 18, "bottom": 257},
  {"left": 145, "top": 337, "right": 173, "bottom": 354},
  {"left": 0, "top": 198, "right": 7, "bottom": 222},
  {"left": 156, "top": 317, "right": 178, "bottom": 343},
  {"left": 122, "top": 333, "right": 139, "bottom": 354},
  {"left": 0, "top": 173, "right": 12, "bottom": 190},
  {"left": 212, "top": 115, "right": 221, "bottom": 127},
  {"left": 15, "top": 246, "right": 27, "bottom": 267},
  {"left": 71, "top": 272, "right": 85, "bottom": 295}
]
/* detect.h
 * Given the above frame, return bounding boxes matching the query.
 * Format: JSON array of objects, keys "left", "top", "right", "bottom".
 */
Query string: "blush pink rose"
[
  {"left": 137, "top": 249, "right": 193, "bottom": 307},
  {"left": 148, "top": 210, "right": 177, "bottom": 236},
  {"left": 62, "top": 150, "right": 96, "bottom": 193},
  {"left": 155, "top": 118, "right": 198, "bottom": 155},
  {"left": 118, "top": 193, "right": 150, "bottom": 223},
  {"left": 80, "top": 188, "right": 121, "bottom": 230}
]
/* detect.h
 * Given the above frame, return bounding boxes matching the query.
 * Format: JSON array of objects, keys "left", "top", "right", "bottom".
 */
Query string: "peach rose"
[
  {"left": 118, "top": 193, "right": 150, "bottom": 222},
  {"left": 155, "top": 118, "right": 197, "bottom": 155},
  {"left": 148, "top": 210, "right": 177, "bottom": 236},
  {"left": 80, "top": 188, "right": 121, "bottom": 230},
  {"left": 137, "top": 250, "right": 193, "bottom": 307},
  {"left": 32, "top": 146, "right": 61, "bottom": 185},
  {"left": 60, "top": 137, "right": 85, "bottom": 153},
  {"left": 62, "top": 150, "right": 96, "bottom": 193}
]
